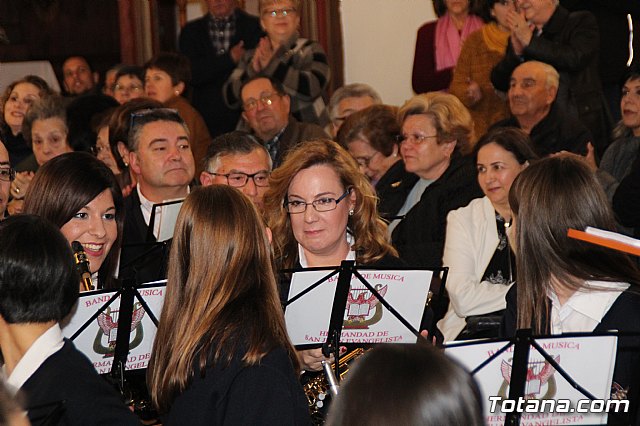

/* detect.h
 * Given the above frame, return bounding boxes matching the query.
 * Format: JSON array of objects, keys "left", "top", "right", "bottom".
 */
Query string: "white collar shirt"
[
  {"left": 5, "top": 324, "right": 64, "bottom": 394},
  {"left": 549, "top": 280, "right": 629, "bottom": 334}
]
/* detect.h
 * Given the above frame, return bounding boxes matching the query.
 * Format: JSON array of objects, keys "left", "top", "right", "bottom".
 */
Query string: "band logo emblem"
[
  {"left": 343, "top": 284, "right": 387, "bottom": 329},
  {"left": 93, "top": 303, "right": 146, "bottom": 357},
  {"left": 497, "top": 356, "right": 559, "bottom": 402}
]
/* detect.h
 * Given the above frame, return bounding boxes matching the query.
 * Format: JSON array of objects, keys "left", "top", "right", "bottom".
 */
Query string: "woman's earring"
[
  {"left": 122, "top": 157, "right": 129, "bottom": 167},
  {"left": 349, "top": 209, "right": 354, "bottom": 216}
]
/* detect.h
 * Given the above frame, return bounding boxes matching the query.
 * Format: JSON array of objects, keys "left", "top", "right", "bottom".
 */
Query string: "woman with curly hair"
[{"left": 263, "top": 138, "right": 402, "bottom": 371}]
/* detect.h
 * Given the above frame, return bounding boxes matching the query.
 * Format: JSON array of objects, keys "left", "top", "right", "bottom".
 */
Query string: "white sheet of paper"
[
  {"left": 156, "top": 201, "right": 183, "bottom": 242},
  {"left": 284, "top": 269, "right": 433, "bottom": 346},
  {"left": 445, "top": 335, "right": 618, "bottom": 425},
  {"left": 61, "top": 282, "right": 166, "bottom": 373}
]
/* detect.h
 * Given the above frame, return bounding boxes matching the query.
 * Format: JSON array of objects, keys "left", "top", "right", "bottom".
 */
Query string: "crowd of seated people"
[{"left": 0, "top": 0, "right": 639, "bottom": 423}]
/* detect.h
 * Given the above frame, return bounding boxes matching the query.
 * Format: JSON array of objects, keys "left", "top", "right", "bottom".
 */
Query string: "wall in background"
[{"left": 341, "top": 0, "right": 436, "bottom": 106}]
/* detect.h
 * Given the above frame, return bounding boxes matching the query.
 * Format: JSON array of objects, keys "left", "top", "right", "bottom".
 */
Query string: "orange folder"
[{"left": 568, "top": 228, "right": 640, "bottom": 257}]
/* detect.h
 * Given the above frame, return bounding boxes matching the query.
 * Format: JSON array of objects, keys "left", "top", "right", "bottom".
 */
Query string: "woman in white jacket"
[{"left": 438, "top": 127, "right": 537, "bottom": 342}]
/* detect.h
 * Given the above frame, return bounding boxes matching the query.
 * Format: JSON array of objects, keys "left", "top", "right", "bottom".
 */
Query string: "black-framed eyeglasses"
[
  {"left": 262, "top": 7, "right": 297, "bottom": 18},
  {"left": 395, "top": 133, "right": 438, "bottom": 144},
  {"left": 0, "top": 167, "right": 16, "bottom": 182},
  {"left": 206, "top": 170, "right": 270, "bottom": 188},
  {"left": 243, "top": 93, "right": 280, "bottom": 111},
  {"left": 284, "top": 187, "right": 352, "bottom": 214}
]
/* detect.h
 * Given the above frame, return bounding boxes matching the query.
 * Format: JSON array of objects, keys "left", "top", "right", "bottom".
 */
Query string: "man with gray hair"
[
  {"left": 200, "top": 130, "right": 272, "bottom": 211},
  {"left": 491, "top": 61, "right": 591, "bottom": 156},
  {"left": 328, "top": 83, "right": 382, "bottom": 137},
  {"left": 490, "top": 0, "right": 609, "bottom": 155}
]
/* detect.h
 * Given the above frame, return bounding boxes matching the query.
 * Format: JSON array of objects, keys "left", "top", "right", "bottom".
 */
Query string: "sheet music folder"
[
  {"left": 61, "top": 280, "right": 166, "bottom": 374},
  {"left": 444, "top": 331, "right": 625, "bottom": 426},
  {"left": 283, "top": 263, "right": 444, "bottom": 350}
]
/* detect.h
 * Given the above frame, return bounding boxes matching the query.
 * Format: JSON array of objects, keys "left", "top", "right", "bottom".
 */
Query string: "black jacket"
[
  {"left": 178, "top": 9, "right": 263, "bottom": 137},
  {"left": 22, "top": 340, "right": 140, "bottom": 426},
  {"left": 163, "top": 345, "right": 310, "bottom": 425},
  {"left": 491, "top": 6, "right": 611, "bottom": 156},
  {"left": 375, "top": 160, "right": 419, "bottom": 221},
  {"left": 491, "top": 103, "right": 591, "bottom": 157},
  {"left": 391, "top": 155, "right": 483, "bottom": 268},
  {"left": 119, "top": 189, "right": 171, "bottom": 285}
]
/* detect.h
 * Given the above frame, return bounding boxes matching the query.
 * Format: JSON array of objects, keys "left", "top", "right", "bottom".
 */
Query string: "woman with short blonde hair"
[{"left": 391, "top": 92, "right": 482, "bottom": 268}]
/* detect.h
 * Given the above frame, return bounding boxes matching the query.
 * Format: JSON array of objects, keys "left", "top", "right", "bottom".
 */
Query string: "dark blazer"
[
  {"left": 502, "top": 286, "right": 640, "bottom": 425},
  {"left": 268, "top": 116, "right": 329, "bottom": 168},
  {"left": 22, "top": 340, "right": 140, "bottom": 426},
  {"left": 491, "top": 6, "right": 611, "bottom": 156},
  {"left": 179, "top": 9, "right": 263, "bottom": 137},
  {"left": 491, "top": 103, "right": 591, "bottom": 157},
  {"left": 164, "top": 345, "right": 310, "bottom": 425},
  {"left": 391, "top": 155, "right": 483, "bottom": 268},
  {"left": 119, "top": 189, "right": 170, "bottom": 284},
  {"left": 375, "top": 159, "right": 419, "bottom": 220}
]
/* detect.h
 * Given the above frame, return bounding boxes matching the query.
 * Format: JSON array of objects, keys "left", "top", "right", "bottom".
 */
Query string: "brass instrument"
[
  {"left": 304, "top": 348, "right": 365, "bottom": 423},
  {"left": 72, "top": 241, "right": 94, "bottom": 291}
]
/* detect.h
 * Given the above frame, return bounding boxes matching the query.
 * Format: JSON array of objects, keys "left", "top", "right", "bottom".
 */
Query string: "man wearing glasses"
[
  {"left": 239, "top": 76, "right": 327, "bottom": 167},
  {"left": 200, "top": 131, "right": 272, "bottom": 211},
  {"left": 0, "top": 141, "right": 14, "bottom": 219}
]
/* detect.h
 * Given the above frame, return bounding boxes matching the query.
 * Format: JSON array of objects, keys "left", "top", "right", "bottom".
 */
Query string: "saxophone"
[{"left": 303, "top": 348, "right": 365, "bottom": 423}]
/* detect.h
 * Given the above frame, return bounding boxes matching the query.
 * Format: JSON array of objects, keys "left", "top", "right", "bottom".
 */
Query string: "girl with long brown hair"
[
  {"left": 504, "top": 156, "right": 640, "bottom": 423},
  {"left": 147, "top": 185, "right": 309, "bottom": 424}
]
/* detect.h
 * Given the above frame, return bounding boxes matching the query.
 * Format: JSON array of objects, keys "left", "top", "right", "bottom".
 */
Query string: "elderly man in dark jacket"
[{"left": 491, "top": 0, "right": 611, "bottom": 156}]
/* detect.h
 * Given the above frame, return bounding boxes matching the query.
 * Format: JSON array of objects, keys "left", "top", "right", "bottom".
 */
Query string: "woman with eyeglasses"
[
  {"left": 337, "top": 104, "right": 417, "bottom": 220},
  {"left": 390, "top": 92, "right": 483, "bottom": 268},
  {"left": 223, "top": 0, "right": 331, "bottom": 128},
  {"left": 263, "top": 139, "right": 402, "bottom": 372},
  {"left": 437, "top": 127, "right": 537, "bottom": 342},
  {"left": 112, "top": 65, "right": 145, "bottom": 105}
]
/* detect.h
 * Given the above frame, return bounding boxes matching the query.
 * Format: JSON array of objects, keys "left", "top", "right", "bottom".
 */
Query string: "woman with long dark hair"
[
  {"left": 23, "top": 151, "right": 124, "bottom": 290},
  {"left": 505, "top": 156, "right": 640, "bottom": 424},
  {"left": 148, "top": 185, "right": 309, "bottom": 425}
]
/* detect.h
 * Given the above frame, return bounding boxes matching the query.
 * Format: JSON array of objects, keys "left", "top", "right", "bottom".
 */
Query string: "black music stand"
[
  {"left": 120, "top": 199, "right": 183, "bottom": 285},
  {"left": 445, "top": 330, "right": 635, "bottom": 425},
  {"left": 284, "top": 260, "right": 447, "bottom": 380}
]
